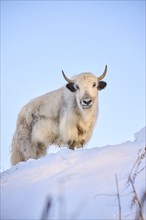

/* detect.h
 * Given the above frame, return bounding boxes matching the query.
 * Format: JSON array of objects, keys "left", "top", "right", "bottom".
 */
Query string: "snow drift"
[{"left": 1, "top": 127, "right": 145, "bottom": 220}]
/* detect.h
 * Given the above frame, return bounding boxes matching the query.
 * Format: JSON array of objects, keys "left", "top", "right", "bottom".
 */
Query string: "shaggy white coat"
[{"left": 11, "top": 72, "right": 104, "bottom": 165}]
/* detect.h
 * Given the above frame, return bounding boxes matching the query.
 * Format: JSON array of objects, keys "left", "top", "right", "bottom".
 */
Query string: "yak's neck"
[
  {"left": 77, "top": 100, "right": 98, "bottom": 123},
  {"left": 61, "top": 90, "right": 98, "bottom": 123}
]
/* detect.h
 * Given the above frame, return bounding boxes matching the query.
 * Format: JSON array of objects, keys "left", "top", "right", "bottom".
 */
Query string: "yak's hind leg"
[
  {"left": 11, "top": 115, "right": 47, "bottom": 165},
  {"left": 11, "top": 134, "right": 25, "bottom": 165},
  {"left": 11, "top": 127, "right": 32, "bottom": 165}
]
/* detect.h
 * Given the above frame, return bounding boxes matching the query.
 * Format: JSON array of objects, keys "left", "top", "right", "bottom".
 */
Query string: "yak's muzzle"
[{"left": 80, "top": 98, "right": 93, "bottom": 109}]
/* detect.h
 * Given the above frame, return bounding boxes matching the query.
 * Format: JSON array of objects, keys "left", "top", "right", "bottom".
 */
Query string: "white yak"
[{"left": 11, "top": 66, "right": 107, "bottom": 165}]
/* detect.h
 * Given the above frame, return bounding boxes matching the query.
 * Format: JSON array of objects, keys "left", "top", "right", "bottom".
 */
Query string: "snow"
[{"left": 1, "top": 127, "right": 146, "bottom": 220}]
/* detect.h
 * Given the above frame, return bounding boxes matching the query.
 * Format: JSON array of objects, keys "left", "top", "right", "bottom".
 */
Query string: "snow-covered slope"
[{"left": 1, "top": 127, "right": 145, "bottom": 220}]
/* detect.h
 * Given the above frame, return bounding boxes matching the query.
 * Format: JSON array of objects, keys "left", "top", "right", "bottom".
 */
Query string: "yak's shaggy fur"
[{"left": 11, "top": 68, "right": 107, "bottom": 165}]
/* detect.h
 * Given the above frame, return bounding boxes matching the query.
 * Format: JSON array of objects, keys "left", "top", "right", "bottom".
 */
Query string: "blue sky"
[{"left": 1, "top": 1, "right": 145, "bottom": 170}]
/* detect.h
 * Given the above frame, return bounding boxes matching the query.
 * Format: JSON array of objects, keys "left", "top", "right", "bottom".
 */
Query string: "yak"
[{"left": 11, "top": 66, "right": 107, "bottom": 165}]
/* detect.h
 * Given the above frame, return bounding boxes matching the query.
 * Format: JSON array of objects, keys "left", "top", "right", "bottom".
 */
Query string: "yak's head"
[{"left": 62, "top": 65, "right": 107, "bottom": 110}]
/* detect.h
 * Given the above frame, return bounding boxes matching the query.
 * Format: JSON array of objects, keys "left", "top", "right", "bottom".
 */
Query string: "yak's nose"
[
  {"left": 81, "top": 98, "right": 93, "bottom": 109},
  {"left": 83, "top": 99, "right": 92, "bottom": 105}
]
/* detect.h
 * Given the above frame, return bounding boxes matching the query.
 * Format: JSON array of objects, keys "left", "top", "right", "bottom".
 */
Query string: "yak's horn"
[
  {"left": 97, "top": 65, "right": 107, "bottom": 81},
  {"left": 62, "top": 70, "right": 74, "bottom": 83}
]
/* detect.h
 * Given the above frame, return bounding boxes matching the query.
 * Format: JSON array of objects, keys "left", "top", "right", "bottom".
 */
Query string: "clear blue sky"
[{"left": 1, "top": 1, "right": 145, "bottom": 171}]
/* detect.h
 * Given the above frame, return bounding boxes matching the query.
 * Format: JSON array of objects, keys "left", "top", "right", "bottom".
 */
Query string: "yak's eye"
[
  {"left": 93, "top": 82, "right": 96, "bottom": 87},
  {"left": 76, "top": 85, "right": 80, "bottom": 90}
]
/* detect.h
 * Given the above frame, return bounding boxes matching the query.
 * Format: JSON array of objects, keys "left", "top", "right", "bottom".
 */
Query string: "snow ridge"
[{"left": 1, "top": 127, "right": 145, "bottom": 220}]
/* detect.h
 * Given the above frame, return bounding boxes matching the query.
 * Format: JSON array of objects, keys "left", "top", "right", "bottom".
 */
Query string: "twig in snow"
[
  {"left": 128, "top": 148, "right": 146, "bottom": 185},
  {"left": 115, "top": 174, "right": 122, "bottom": 220},
  {"left": 95, "top": 174, "right": 122, "bottom": 220},
  {"left": 135, "top": 192, "right": 146, "bottom": 220},
  {"left": 40, "top": 197, "right": 52, "bottom": 220},
  {"left": 129, "top": 176, "right": 144, "bottom": 220}
]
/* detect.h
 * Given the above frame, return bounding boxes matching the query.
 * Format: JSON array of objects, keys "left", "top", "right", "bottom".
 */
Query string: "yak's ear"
[
  {"left": 66, "top": 83, "right": 76, "bottom": 92},
  {"left": 97, "top": 81, "right": 107, "bottom": 91}
]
